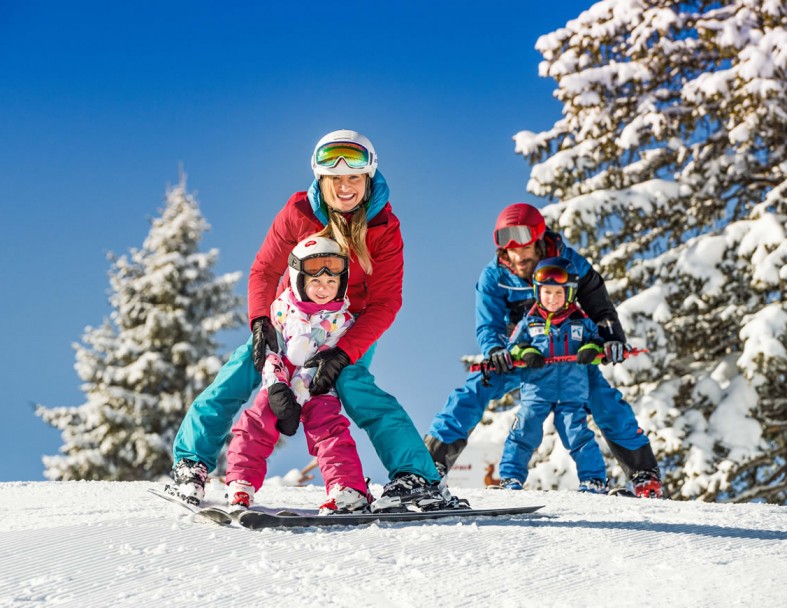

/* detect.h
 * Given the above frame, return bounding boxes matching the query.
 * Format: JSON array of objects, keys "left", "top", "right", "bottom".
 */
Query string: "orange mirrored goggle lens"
[
  {"left": 300, "top": 254, "right": 347, "bottom": 277},
  {"left": 533, "top": 265, "right": 570, "bottom": 285}
]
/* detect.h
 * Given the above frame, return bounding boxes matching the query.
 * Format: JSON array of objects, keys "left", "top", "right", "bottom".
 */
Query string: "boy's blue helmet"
[{"left": 533, "top": 257, "right": 579, "bottom": 308}]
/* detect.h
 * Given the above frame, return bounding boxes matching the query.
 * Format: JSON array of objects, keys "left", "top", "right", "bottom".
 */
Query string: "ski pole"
[{"left": 468, "top": 347, "right": 649, "bottom": 373}]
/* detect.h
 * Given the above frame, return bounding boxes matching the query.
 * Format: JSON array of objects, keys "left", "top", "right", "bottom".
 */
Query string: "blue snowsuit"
[
  {"left": 498, "top": 306, "right": 607, "bottom": 484},
  {"left": 427, "top": 232, "right": 650, "bottom": 475},
  {"left": 173, "top": 172, "right": 440, "bottom": 482}
]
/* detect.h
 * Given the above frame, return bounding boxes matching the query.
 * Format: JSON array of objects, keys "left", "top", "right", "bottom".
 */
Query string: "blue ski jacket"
[{"left": 509, "top": 306, "right": 602, "bottom": 404}]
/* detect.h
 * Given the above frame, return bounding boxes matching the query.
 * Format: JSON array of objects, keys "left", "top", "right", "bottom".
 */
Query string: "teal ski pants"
[{"left": 173, "top": 336, "right": 440, "bottom": 483}]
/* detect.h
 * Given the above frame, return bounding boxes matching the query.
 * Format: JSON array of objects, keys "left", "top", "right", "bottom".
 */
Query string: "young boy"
[
  {"left": 497, "top": 257, "right": 608, "bottom": 493},
  {"left": 225, "top": 236, "right": 370, "bottom": 514}
]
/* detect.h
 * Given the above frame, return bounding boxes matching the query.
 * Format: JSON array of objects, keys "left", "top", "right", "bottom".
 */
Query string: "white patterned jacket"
[{"left": 262, "top": 288, "right": 354, "bottom": 405}]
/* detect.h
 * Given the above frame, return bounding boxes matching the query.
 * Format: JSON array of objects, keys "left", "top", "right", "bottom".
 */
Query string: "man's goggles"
[
  {"left": 288, "top": 253, "right": 348, "bottom": 277},
  {"left": 314, "top": 141, "right": 371, "bottom": 170},
  {"left": 495, "top": 224, "right": 536, "bottom": 248},
  {"left": 534, "top": 264, "right": 570, "bottom": 285}
]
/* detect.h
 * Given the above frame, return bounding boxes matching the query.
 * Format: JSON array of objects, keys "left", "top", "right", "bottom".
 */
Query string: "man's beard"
[{"left": 511, "top": 258, "right": 538, "bottom": 280}]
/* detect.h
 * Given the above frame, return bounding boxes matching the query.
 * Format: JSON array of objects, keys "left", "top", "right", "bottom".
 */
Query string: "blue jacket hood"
[{"left": 307, "top": 171, "right": 390, "bottom": 225}]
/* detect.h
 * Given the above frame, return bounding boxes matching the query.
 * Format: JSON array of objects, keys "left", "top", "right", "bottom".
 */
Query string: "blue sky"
[{"left": 0, "top": 0, "right": 594, "bottom": 483}]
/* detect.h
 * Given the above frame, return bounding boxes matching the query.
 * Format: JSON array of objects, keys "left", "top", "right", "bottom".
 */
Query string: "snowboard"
[{"left": 237, "top": 504, "right": 544, "bottom": 530}]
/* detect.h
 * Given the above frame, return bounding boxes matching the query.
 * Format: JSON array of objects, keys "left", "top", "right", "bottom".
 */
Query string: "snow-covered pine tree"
[
  {"left": 514, "top": 0, "right": 786, "bottom": 502},
  {"left": 36, "top": 175, "right": 244, "bottom": 481}
]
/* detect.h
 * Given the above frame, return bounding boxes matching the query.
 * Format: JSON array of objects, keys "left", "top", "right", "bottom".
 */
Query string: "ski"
[
  {"left": 148, "top": 487, "right": 319, "bottom": 525},
  {"left": 237, "top": 504, "right": 544, "bottom": 530},
  {"left": 150, "top": 487, "right": 545, "bottom": 529},
  {"left": 195, "top": 505, "right": 317, "bottom": 525},
  {"left": 195, "top": 506, "right": 236, "bottom": 525},
  {"left": 608, "top": 487, "right": 637, "bottom": 498},
  {"left": 607, "top": 487, "right": 666, "bottom": 499},
  {"left": 148, "top": 487, "right": 200, "bottom": 512}
]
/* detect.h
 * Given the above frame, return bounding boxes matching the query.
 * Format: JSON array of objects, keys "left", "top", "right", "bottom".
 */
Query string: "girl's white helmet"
[
  {"left": 287, "top": 236, "right": 349, "bottom": 303},
  {"left": 311, "top": 129, "right": 377, "bottom": 178}
]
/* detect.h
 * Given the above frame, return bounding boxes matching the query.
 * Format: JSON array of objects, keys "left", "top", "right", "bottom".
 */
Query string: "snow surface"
[{"left": 1, "top": 481, "right": 785, "bottom": 607}]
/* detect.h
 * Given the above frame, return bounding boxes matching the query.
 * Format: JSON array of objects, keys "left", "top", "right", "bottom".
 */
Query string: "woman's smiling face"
[{"left": 324, "top": 173, "right": 367, "bottom": 212}]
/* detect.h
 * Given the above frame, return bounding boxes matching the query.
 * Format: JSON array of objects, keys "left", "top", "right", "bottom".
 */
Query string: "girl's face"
[
  {"left": 539, "top": 285, "right": 566, "bottom": 312},
  {"left": 304, "top": 274, "right": 340, "bottom": 304},
  {"left": 324, "top": 174, "right": 367, "bottom": 212}
]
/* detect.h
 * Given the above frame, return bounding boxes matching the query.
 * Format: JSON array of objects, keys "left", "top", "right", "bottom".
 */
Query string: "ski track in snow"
[{"left": 0, "top": 481, "right": 784, "bottom": 607}]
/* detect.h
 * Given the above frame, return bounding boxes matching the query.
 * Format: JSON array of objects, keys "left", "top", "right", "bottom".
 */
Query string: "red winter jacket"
[{"left": 248, "top": 191, "right": 404, "bottom": 363}]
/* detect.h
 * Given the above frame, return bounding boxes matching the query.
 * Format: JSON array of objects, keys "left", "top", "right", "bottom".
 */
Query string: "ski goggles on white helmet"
[
  {"left": 494, "top": 225, "right": 537, "bottom": 249},
  {"left": 314, "top": 141, "right": 372, "bottom": 171},
  {"left": 288, "top": 252, "right": 348, "bottom": 277}
]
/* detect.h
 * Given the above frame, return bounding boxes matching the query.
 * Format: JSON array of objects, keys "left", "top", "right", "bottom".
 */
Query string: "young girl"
[
  {"left": 497, "top": 256, "right": 609, "bottom": 493},
  {"left": 225, "top": 236, "right": 369, "bottom": 515}
]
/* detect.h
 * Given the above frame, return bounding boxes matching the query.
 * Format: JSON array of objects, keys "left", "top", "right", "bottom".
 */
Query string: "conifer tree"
[
  {"left": 36, "top": 176, "right": 244, "bottom": 481},
  {"left": 513, "top": 0, "right": 786, "bottom": 502}
]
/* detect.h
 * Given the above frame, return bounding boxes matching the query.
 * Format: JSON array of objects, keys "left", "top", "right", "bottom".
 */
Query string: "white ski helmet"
[
  {"left": 287, "top": 236, "right": 350, "bottom": 303},
  {"left": 311, "top": 129, "right": 378, "bottom": 178}
]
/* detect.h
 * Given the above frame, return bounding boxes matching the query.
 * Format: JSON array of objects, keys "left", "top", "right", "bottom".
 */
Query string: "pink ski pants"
[{"left": 226, "top": 389, "right": 366, "bottom": 496}]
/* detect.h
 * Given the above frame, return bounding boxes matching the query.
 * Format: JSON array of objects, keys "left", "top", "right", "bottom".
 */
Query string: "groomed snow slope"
[{"left": 0, "top": 481, "right": 784, "bottom": 607}]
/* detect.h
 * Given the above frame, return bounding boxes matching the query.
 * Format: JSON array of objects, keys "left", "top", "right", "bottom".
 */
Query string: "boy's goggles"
[
  {"left": 495, "top": 225, "right": 536, "bottom": 248},
  {"left": 534, "top": 264, "right": 570, "bottom": 285},
  {"left": 314, "top": 141, "right": 371, "bottom": 170},
  {"left": 289, "top": 253, "right": 348, "bottom": 277}
]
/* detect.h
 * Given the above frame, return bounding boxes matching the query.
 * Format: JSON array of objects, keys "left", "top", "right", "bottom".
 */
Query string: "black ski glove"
[
  {"left": 598, "top": 319, "right": 629, "bottom": 365},
  {"left": 488, "top": 346, "right": 514, "bottom": 374},
  {"left": 520, "top": 350, "right": 546, "bottom": 369},
  {"left": 304, "top": 347, "right": 351, "bottom": 395},
  {"left": 576, "top": 344, "right": 602, "bottom": 365},
  {"left": 602, "top": 341, "right": 628, "bottom": 365},
  {"left": 267, "top": 383, "right": 301, "bottom": 436},
  {"left": 251, "top": 316, "right": 278, "bottom": 372}
]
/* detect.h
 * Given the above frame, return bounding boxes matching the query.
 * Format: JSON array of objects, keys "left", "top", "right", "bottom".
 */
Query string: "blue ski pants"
[
  {"left": 173, "top": 336, "right": 440, "bottom": 482},
  {"left": 499, "top": 400, "right": 607, "bottom": 483},
  {"left": 427, "top": 365, "right": 649, "bottom": 451}
]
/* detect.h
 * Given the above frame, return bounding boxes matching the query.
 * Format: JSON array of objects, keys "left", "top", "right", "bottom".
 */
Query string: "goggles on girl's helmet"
[
  {"left": 287, "top": 236, "right": 350, "bottom": 303},
  {"left": 311, "top": 130, "right": 378, "bottom": 178},
  {"left": 533, "top": 257, "right": 579, "bottom": 308},
  {"left": 287, "top": 252, "right": 348, "bottom": 277}
]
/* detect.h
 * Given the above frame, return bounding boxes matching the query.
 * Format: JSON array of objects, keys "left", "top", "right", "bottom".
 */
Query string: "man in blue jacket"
[{"left": 425, "top": 203, "right": 663, "bottom": 498}]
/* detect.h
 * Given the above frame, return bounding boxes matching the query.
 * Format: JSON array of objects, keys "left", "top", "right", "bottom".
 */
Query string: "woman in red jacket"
[{"left": 168, "top": 130, "right": 465, "bottom": 513}]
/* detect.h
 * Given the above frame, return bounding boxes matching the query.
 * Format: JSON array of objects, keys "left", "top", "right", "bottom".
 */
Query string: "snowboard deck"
[{"left": 237, "top": 504, "right": 544, "bottom": 530}]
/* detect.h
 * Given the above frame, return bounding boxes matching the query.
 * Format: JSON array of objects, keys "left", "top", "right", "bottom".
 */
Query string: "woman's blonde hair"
[{"left": 317, "top": 177, "right": 373, "bottom": 274}]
